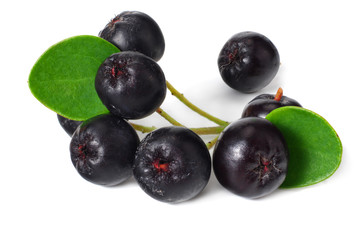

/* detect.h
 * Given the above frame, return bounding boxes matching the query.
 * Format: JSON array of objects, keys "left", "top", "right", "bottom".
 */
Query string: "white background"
[{"left": 1, "top": 0, "right": 358, "bottom": 239}]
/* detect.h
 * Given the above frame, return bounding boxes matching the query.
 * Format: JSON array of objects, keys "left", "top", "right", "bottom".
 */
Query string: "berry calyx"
[{"left": 152, "top": 158, "right": 170, "bottom": 172}]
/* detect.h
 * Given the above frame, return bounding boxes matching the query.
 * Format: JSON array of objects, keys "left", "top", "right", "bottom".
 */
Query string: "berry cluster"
[{"left": 54, "top": 11, "right": 303, "bottom": 203}]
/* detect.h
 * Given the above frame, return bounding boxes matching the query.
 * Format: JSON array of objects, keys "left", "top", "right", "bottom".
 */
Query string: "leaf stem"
[{"left": 166, "top": 80, "right": 230, "bottom": 126}]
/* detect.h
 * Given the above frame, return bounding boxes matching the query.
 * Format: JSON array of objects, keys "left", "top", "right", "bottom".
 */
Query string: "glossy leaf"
[
  {"left": 28, "top": 35, "right": 120, "bottom": 121},
  {"left": 266, "top": 106, "right": 342, "bottom": 188}
]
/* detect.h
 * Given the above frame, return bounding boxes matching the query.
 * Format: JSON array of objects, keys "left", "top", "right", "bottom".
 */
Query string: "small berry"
[
  {"left": 70, "top": 114, "right": 139, "bottom": 186},
  {"left": 133, "top": 126, "right": 211, "bottom": 203},
  {"left": 95, "top": 51, "right": 167, "bottom": 120},
  {"left": 213, "top": 117, "right": 288, "bottom": 198},
  {"left": 218, "top": 31, "right": 280, "bottom": 93},
  {"left": 57, "top": 114, "right": 82, "bottom": 136},
  {"left": 99, "top": 11, "right": 165, "bottom": 61},
  {"left": 242, "top": 88, "right": 302, "bottom": 118}
]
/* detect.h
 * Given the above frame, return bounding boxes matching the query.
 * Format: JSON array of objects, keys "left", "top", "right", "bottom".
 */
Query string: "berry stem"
[
  {"left": 191, "top": 126, "right": 225, "bottom": 135},
  {"left": 130, "top": 120, "right": 225, "bottom": 135},
  {"left": 206, "top": 135, "right": 219, "bottom": 150},
  {"left": 156, "top": 107, "right": 184, "bottom": 126},
  {"left": 274, "top": 87, "right": 283, "bottom": 101},
  {"left": 156, "top": 107, "right": 226, "bottom": 135},
  {"left": 166, "top": 80, "right": 230, "bottom": 126},
  {"left": 130, "top": 122, "right": 225, "bottom": 135},
  {"left": 130, "top": 123, "right": 157, "bottom": 133}
]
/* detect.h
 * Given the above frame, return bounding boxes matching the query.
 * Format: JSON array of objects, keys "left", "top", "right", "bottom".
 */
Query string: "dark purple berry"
[
  {"left": 57, "top": 114, "right": 82, "bottom": 136},
  {"left": 213, "top": 117, "right": 288, "bottom": 198},
  {"left": 99, "top": 11, "right": 165, "bottom": 61},
  {"left": 218, "top": 31, "right": 280, "bottom": 93},
  {"left": 242, "top": 88, "right": 302, "bottom": 118},
  {"left": 70, "top": 114, "right": 139, "bottom": 186},
  {"left": 95, "top": 51, "right": 166, "bottom": 120},
  {"left": 133, "top": 126, "right": 211, "bottom": 203}
]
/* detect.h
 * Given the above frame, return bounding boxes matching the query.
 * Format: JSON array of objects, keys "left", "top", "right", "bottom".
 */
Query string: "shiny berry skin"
[
  {"left": 242, "top": 88, "right": 302, "bottom": 118},
  {"left": 99, "top": 11, "right": 165, "bottom": 61},
  {"left": 95, "top": 51, "right": 166, "bottom": 120},
  {"left": 133, "top": 126, "right": 211, "bottom": 203},
  {"left": 218, "top": 31, "right": 280, "bottom": 93},
  {"left": 57, "top": 114, "right": 82, "bottom": 136},
  {"left": 70, "top": 114, "right": 139, "bottom": 186},
  {"left": 213, "top": 117, "right": 288, "bottom": 198}
]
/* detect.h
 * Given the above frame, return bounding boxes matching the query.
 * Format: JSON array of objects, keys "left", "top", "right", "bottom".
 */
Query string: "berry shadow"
[
  {"left": 178, "top": 171, "right": 226, "bottom": 205},
  {"left": 110, "top": 175, "right": 139, "bottom": 188}
]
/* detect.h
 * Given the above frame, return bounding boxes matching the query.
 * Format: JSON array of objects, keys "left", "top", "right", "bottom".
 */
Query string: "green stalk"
[
  {"left": 191, "top": 126, "right": 225, "bottom": 135},
  {"left": 131, "top": 122, "right": 225, "bottom": 135},
  {"left": 130, "top": 123, "right": 157, "bottom": 133},
  {"left": 206, "top": 135, "right": 220, "bottom": 150},
  {"left": 156, "top": 107, "right": 184, "bottom": 126},
  {"left": 166, "top": 80, "right": 229, "bottom": 126}
]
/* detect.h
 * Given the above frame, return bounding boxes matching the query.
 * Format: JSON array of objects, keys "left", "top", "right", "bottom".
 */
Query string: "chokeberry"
[
  {"left": 218, "top": 31, "right": 280, "bottom": 93},
  {"left": 213, "top": 117, "right": 288, "bottom": 198},
  {"left": 95, "top": 51, "right": 167, "bottom": 120},
  {"left": 99, "top": 11, "right": 165, "bottom": 61},
  {"left": 70, "top": 113, "right": 139, "bottom": 186},
  {"left": 241, "top": 88, "right": 302, "bottom": 118},
  {"left": 57, "top": 114, "right": 82, "bottom": 136},
  {"left": 133, "top": 126, "right": 211, "bottom": 203}
]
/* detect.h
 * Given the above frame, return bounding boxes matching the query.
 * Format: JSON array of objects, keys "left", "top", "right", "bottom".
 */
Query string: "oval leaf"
[
  {"left": 28, "top": 35, "right": 120, "bottom": 121},
  {"left": 266, "top": 106, "right": 342, "bottom": 188}
]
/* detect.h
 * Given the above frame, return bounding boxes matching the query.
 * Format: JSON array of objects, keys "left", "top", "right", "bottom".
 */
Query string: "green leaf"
[
  {"left": 28, "top": 35, "right": 120, "bottom": 121},
  {"left": 266, "top": 106, "right": 342, "bottom": 188}
]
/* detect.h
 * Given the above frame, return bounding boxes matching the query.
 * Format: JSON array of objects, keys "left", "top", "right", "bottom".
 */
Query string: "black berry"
[
  {"left": 133, "top": 126, "right": 211, "bottom": 203},
  {"left": 242, "top": 88, "right": 302, "bottom": 118},
  {"left": 70, "top": 114, "right": 139, "bottom": 186},
  {"left": 99, "top": 11, "right": 165, "bottom": 61},
  {"left": 213, "top": 117, "right": 288, "bottom": 198},
  {"left": 95, "top": 51, "right": 167, "bottom": 120},
  {"left": 57, "top": 114, "right": 82, "bottom": 136},
  {"left": 218, "top": 31, "right": 280, "bottom": 93}
]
